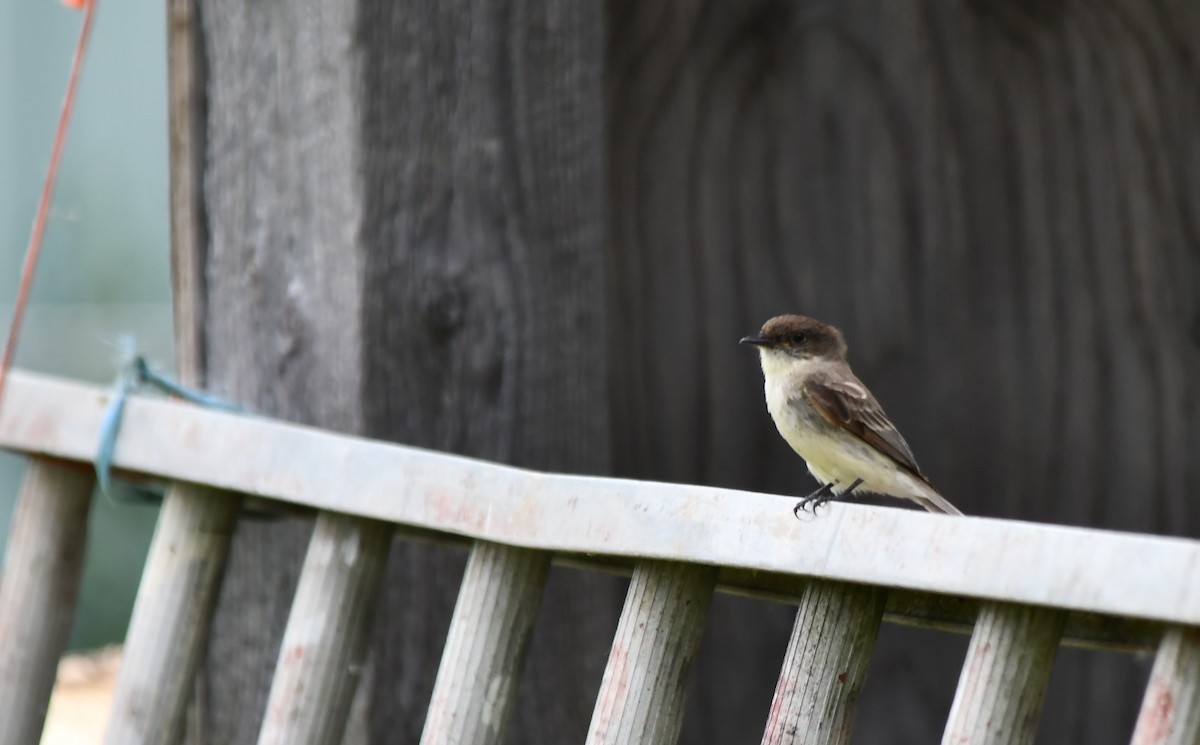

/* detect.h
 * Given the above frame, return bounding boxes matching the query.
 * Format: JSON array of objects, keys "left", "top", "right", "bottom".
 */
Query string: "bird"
[{"left": 741, "top": 314, "right": 962, "bottom": 516}]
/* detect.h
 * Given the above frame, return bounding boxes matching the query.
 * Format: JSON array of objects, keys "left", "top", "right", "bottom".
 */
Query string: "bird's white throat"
[{"left": 757, "top": 348, "right": 821, "bottom": 383}]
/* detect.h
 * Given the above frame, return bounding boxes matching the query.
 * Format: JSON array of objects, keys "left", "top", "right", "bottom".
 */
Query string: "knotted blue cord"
[{"left": 95, "top": 339, "right": 244, "bottom": 494}]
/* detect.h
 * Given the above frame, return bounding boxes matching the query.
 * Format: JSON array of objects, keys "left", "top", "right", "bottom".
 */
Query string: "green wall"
[{"left": 1, "top": 2, "right": 172, "bottom": 650}]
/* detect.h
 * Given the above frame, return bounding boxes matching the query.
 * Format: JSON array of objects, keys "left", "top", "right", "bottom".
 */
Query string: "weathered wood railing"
[{"left": 0, "top": 369, "right": 1197, "bottom": 744}]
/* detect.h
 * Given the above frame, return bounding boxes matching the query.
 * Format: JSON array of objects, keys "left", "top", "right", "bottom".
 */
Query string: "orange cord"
[{"left": 0, "top": 0, "right": 97, "bottom": 404}]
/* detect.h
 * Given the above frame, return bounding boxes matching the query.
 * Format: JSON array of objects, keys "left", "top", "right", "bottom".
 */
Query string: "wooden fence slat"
[
  {"left": 761, "top": 580, "right": 885, "bottom": 745},
  {"left": 586, "top": 562, "right": 716, "bottom": 744},
  {"left": 5, "top": 369, "right": 1200, "bottom": 745},
  {"left": 420, "top": 542, "right": 550, "bottom": 744},
  {"left": 0, "top": 458, "right": 94, "bottom": 745},
  {"left": 941, "top": 602, "right": 1065, "bottom": 745},
  {"left": 103, "top": 483, "right": 241, "bottom": 744},
  {"left": 5, "top": 371, "right": 1200, "bottom": 630},
  {"left": 256, "top": 513, "right": 391, "bottom": 745},
  {"left": 1130, "top": 626, "right": 1200, "bottom": 745}
]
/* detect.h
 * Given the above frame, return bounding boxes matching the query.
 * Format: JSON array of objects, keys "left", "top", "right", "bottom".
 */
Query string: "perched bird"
[{"left": 741, "top": 314, "right": 962, "bottom": 516}]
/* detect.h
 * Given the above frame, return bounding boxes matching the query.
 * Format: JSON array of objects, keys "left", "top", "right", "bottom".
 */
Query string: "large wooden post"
[
  {"left": 178, "top": 1, "right": 617, "bottom": 742},
  {"left": 180, "top": 0, "right": 1200, "bottom": 742}
]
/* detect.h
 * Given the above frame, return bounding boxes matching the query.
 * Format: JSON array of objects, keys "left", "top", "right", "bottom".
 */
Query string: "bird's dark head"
[{"left": 740, "top": 314, "right": 848, "bottom": 361}]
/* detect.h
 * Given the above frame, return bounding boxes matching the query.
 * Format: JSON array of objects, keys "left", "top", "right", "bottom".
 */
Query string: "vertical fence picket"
[
  {"left": 0, "top": 459, "right": 94, "bottom": 745},
  {"left": 1130, "top": 625, "right": 1200, "bottom": 745},
  {"left": 256, "top": 513, "right": 392, "bottom": 745},
  {"left": 941, "top": 602, "right": 1064, "bottom": 745},
  {"left": 586, "top": 561, "right": 716, "bottom": 745},
  {"left": 760, "top": 580, "right": 886, "bottom": 745},
  {"left": 103, "top": 483, "right": 241, "bottom": 744},
  {"left": 10, "top": 370, "right": 1200, "bottom": 743},
  {"left": 420, "top": 542, "right": 550, "bottom": 745}
]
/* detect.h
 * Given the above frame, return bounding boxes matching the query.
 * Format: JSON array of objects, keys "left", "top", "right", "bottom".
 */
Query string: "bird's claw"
[
  {"left": 794, "top": 482, "right": 836, "bottom": 517},
  {"left": 792, "top": 478, "right": 864, "bottom": 518}
]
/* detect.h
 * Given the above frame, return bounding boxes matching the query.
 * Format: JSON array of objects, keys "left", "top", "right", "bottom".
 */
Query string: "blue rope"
[
  {"left": 95, "top": 341, "right": 244, "bottom": 494},
  {"left": 135, "top": 358, "right": 243, "bottom": 413},
  {"left": 94, "top": 358, "right": 139, "bottom": 494}
]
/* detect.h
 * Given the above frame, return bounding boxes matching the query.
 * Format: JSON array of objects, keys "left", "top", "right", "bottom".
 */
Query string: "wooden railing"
[{"left": 0, "top": 369, "right": 1197, "bottom": 744}]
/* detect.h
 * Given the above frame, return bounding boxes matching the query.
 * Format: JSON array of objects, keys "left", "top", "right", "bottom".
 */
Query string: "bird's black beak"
[{"left": 740, "top": 335, "right": 770, "bottom": 347}]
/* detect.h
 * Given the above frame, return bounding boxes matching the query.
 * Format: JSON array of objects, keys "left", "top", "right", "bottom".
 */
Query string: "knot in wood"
[{"left": 419, "top": 272, "right": 466, "bottom": 338}]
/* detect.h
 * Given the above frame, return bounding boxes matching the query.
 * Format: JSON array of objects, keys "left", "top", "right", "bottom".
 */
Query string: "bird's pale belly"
[{"left": 765, "top": 382, "right": 912, "bottom": 497}]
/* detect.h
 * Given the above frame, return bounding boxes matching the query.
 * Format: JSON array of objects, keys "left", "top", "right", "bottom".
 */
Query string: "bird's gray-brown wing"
[{"left": 799, "top": 371, "right": 928, "bottom": 480}]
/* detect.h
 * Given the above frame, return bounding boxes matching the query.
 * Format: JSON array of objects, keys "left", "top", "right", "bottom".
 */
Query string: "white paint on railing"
[{"left": 1, "top": 370, "right": 1199, "bottom": 627}]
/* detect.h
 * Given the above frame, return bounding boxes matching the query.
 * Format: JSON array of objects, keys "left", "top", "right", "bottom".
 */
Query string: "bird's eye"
[{"left": 791, "top": 332, "right": 806, "bottom": 344}]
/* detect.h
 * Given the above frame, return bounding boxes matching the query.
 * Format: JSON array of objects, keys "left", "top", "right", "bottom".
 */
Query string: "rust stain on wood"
[{"left": 1132, "top": 684, "right": 1173, "bottom": 745}]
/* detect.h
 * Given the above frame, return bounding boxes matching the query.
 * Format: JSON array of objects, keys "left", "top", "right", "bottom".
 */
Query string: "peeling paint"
[
  {"left": 340, "top": 530, "right": 360, "bottom": 566},
  {"left": 1132, "top": 684, "right": 1173, "bottom": 745},
  {"left": 481, "top": 673, "right": 511, "bottom": 730}
]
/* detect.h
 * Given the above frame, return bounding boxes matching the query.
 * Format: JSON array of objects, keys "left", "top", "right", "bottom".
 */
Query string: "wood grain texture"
[
  {"left": 192, "top": 1, "right": 616, "bottom": 741},
  {"left": 0, "top": 459, "right": 93, "bottom": 745},
  {"left": 257, "top": 513, "right": 392, "bottom": 745},
  {"left": 3, "top": 370, "right": 1199, "bottom": 632},
  {"left": 605, "top": 1, "right": 1200, "bottom": 741},
  {"left": 1131, "top": 626, "right": 1200, "bottom": 745},
  {"left": 104, "top": 484, "right": 241, "bottom": 745},
  {"left": 167, "top": 0, "right": 208, "bottom": 389},
  {"left": 586, "top": 562, "right": 716, "bottom": 745},
  {"left": 180, "top": 0, "right": 1200, "bottom": 740},
  {"left": 420, "top": 542, "right": 550, "bottom": 745},
  {"left": 761, "top": 581, "right": 885, "bottom": 745},
  {"left": 941, "top": 603, "right": 1065, "bottom": 744}
]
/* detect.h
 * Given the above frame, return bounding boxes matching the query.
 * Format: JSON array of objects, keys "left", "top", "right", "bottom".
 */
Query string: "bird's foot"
[
  {"left": 793, "top": 478, "right": 864, "bottom": 518},
  {"left": 794, "top": 482, "right": 835, "bottom": 517},
  {"left": 841, "top": 477, "right": 864, "bottom": 498}
]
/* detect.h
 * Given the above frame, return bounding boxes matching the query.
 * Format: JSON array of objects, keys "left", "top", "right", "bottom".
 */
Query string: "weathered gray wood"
[
  {"left": 4, "top": 371, "right": 1200, "bottom": 632},
  {"left": 761, "top": 580, "right": 885, "bottom": 745},
  {"left": 941, "top": 603, "right": 1065, "bottom": 745},
  {"left": 0, "top": 459, "right": 94, "bottom": 745},
  {"left": 606, "top": 1, "right": 1200, "bottom": 741},
  {"left": 420, "top": 542, "right": 550, "bottom": 745},
  {"left": 103, "top": 483, "right": 241, "bottom": 745},
  {"left": 586, "top": 562, "right": 715, "bottom": 744},
  {"left": 189, "top": 0, "right": 616, "bottom": 740},
  {"left": 166, "top": 0, "right": 207, "bottom": 388},
  {"left": 256, "top": 513, "right": 392, "bottom": 745},
  {"left": 180, "top": 0, "right": 1200, "bottom": 738},
  {"left": 166, "top": 6, "right": 227, "bottom": 737},
  {"left": 158, "top": 0, "right": 1200, "bottom": 739},
  {"left": 1131, "top": 626, "right": 1200, "bottom": 745}
]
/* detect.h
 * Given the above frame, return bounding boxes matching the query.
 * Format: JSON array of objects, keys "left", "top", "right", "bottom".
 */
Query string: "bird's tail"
[{"left": 913, "top": 480, "right": 963, "bottom": 516}]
